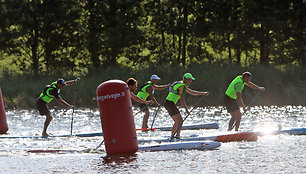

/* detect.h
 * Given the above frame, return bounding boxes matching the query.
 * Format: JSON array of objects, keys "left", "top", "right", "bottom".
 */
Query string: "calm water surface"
[{"left": 0, "top": 106, "right": 305, "bottom": 174}]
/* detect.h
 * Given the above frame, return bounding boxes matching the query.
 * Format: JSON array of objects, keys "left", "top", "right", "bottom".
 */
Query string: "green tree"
[
  {"left": 0, "top": 0, "right": 43, "bottom": 74},
  {"left": 40, "top": 0, "right": 84, "bottom": 73},
  {"left": 0, "top": 0, "right": 85, "bottom": 74}
]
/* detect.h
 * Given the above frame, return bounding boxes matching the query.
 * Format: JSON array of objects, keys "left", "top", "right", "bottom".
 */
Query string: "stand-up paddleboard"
[
  {"left": 0, "top": 132, "right": 104, "bottom": 139},
  {"left": 256, "top": 128, "right": 306, "bottom": 136},
  {"left": 0, "top": 123, "right": 219, "bottom": 139},
  {"left": 213, "top": 132, "right": 258, "bottom": 142},
  {"left": 27, "top": 148, "right": 107, "bottom": 154},
  {"left": 71, "top": 132, "right": 103, "bottom": 137},
  {"left": 0, "top": 135, "right": 67, "bottom": 139},
  {"left": 139, "top": 141, "right": 221, "bottom": 151},
  {"left": 27, "top": 149, "right": 82, "bottom": 153},
  {"left": 27, "top": 141, "right": 221, "bottom": 153},
  {"left": 138, "top": 132, "right": 258, "bottom": 144}
]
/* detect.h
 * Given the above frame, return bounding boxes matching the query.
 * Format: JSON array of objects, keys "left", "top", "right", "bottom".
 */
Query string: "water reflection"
[
  {"left": 94, "top": 154, "right": 139, "bottom": 173},
  {"left": 102, "top": 154, "right": 137, "bottom": 164},
  {"left": 1, "top": 106, "right": 305, "bottom": 173}
]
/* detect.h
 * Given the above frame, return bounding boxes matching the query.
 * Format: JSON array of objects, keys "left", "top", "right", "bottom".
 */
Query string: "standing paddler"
[
  {"left": 36, "top": 78, "right": 80, "bottom": 136},
  {"left": 224, "top": 72, "right": 265, "bottom": 131},
  {"left": 164, "top": 73, "right": 209, "bottom": 139},
  {"left": 137, "top": 75, "right": 170, "bottom": 130}
]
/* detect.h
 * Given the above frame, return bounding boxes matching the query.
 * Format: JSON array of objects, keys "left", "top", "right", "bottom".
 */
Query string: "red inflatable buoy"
[
  {"left": 97, "top": 80, "right": 138, "bottom": 155},
  {"left": 0, "top": 87, "right": 8, "bottom": 134}
]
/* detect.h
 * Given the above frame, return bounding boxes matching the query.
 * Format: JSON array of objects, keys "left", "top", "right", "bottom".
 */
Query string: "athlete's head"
[
  {"left": 56, "top": 78, "right": 66, "bottom": 88},
  {"left": 242, "top": 72, "right": 252, "bottom": 83},
  {"left": 183, "top": 73, "right": 195, "bottom": 85},
  {"left": 127, "top": 78, "right": 138, "bottom": 92}
]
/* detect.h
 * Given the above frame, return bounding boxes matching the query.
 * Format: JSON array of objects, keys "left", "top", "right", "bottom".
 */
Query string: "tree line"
[{"left": 0, "top": 0, "right": 305, "bottom": 75}]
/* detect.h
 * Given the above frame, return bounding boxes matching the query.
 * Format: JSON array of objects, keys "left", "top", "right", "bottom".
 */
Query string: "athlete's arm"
[
  {"left": 65, "top": 78, "right": 80, "bottom": 86},
  {"left": 57, "top": 97, "right": 71, "bottom": 107},
  {"left": 246, "top": 82, "right": 265, "bottom": 91},
  {"left": 186, "top": 88, "right": 209, "bottom": 96},
  {"left": 147, "top": 86, "right": 160, "bottom": 106},
  {"left": 154, "top": 83, "right": 171, "bottom": 90},
  {"left": 130, "top": 91, "right": 153, "bottom": 104},
  {"left": 179, "top": 94, "right": 190, "bottom": 115},
  {"left": 65, "top": 80, "right": 76, "bottom": 86}
]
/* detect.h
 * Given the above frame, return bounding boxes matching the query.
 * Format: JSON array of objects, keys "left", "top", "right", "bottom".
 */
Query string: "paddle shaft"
[
  {"left": 133, "top": 105, "right": 149, "bottom": 117},
  {"left": 231, "top": 91, "right": 262, "bottom": 130},
  {"left": 94, "top": 140, "right": 104, "bottom": 150},
  {"left": 169, "top": 95, "right": 206, "bottom": 142},
  {"left": 70, "top": 81, "right": 79, "bottom": 135},
  {"left": 150, "top": 106, "right": 161, "bottom": 130},
  {"left": 150, "top": 90, "right": 168, "bottom": 129}
]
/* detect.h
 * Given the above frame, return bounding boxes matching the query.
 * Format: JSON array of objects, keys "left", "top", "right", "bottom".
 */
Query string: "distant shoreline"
[{"left": 1, "top": 63, "right": 305, "bottom": 109}]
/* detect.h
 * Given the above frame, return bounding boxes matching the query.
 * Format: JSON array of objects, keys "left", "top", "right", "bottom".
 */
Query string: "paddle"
[
  {"left": 169, "top": 95, "right": 206, "bottom": 142},
  {"left": 231, "top": 90, "right": 263, "bottom": 130},
  {"left": 133, "top": 105, "right": 149, "bottom": 117},
  {"left": 150, "top": 90, "right": 168, "bottom": 130},
  {"left": 150, "top": 106, "right": 161, "bottom": 130},
  {"left": 94, "top": 140, "right": 104, "bottom": 150},
  {"left": 136, "top": 127, "right": 157, "bottom": 131},
  {"left": 70, "top": 80, "right": 79, "bottom": 135}
]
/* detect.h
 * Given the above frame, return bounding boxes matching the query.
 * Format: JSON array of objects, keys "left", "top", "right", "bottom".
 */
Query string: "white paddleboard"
[
  {"left": 138, "top": 140, "right": 221, "bottom": 151},
  {"left": 256, "top": 128, "right": 306, "bottom": 136}
]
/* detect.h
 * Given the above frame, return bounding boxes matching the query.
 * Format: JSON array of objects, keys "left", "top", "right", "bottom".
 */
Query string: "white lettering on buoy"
[{"left": 97, "top": 92, "right": 125, "bottom": 102}]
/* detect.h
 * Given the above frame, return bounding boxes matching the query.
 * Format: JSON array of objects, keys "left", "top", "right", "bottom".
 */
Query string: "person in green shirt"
[
  {"left": 137, "top": 75, "right": 170, "bottom": 130},
  {"left": 126, "top": 78, "right": 153, "bottom": 105},
  {"left": 224, "top": 72, "right": 265, "bottom": 131},
  {"left": 36, "top": 78, "right": 80, "bottom": 136},
  {"left": 164, "top": 73, "right": 209, "bottom": 139}
]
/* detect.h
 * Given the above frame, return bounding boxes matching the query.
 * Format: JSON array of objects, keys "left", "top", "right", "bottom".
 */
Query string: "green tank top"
[
  {"left": 137, "top": 81, "right": 153, "bottom": 100},
  {"left": 166, "top": 81, "right": 186, "bottom": 104},
  {"left": 225, "top": 75, "right": 245, "bottom": 99},
  {"left": 39, "top": 82, "right": 60, "bottom": 103}
]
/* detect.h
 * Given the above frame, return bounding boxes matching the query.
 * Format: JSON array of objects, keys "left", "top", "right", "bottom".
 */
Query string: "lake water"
[{"left": 0, "top": 106, "right": 305, "bottom": 174}]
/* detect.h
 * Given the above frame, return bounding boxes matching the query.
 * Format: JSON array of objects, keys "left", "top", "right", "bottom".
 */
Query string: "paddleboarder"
[
  {"left": 37, "top": 78, "right": 80, "bottom": 136},
  {"left": 224, "top": 72, "right": 265, "bottom": 131},
  {"left": 137, "top": 75, "right": 170, "bottom": 130},
  {"left": 127, "top": 78, "right": 153, "bottom": 105},
  {"left": 164, "top": 73, "right": 209, "bottom": 139}
]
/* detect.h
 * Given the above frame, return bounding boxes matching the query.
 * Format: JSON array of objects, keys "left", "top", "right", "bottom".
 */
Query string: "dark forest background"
[{"left": 0, "top": 0, "right": 305, "bottom": 109}]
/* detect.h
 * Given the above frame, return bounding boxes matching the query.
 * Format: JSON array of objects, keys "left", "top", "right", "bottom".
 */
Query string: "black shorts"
[
  {"left": 138, "top": 103, "right": 149, "bottom": 111},
  {"left": 164, "top": 100, "right": 180, "bottom": 116},
  {"left": 223, "top": 94, "right": 239, "bottom": 113},
  {"left": 36, "top": 97, "right": 51, "bottom": 115}
]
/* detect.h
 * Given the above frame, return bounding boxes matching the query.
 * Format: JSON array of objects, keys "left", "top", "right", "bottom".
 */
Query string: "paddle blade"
[{"left": 136, "top": 128, "right": 156, "bottom": 131}]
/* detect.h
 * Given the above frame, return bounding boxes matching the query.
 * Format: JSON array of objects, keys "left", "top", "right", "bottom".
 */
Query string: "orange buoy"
[
  {"left": 0, "top": 87, "right": 8, "bottom": 134},
  {"left": 97, "top": 80, "right": 138, "bottom": 155},
  {"left": 214, "top": 132, "right": 258, "bottom": 142}
]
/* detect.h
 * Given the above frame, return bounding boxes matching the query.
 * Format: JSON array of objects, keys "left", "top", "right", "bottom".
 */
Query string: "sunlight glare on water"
[{"left": 0, "top": 106, "right": 305, "bottom": 173}]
